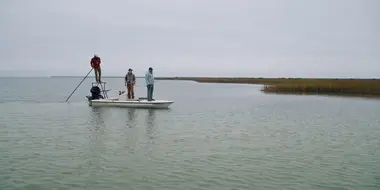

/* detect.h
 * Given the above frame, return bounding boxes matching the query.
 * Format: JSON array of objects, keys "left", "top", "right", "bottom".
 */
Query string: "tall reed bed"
[{"left": 156, "top": 77, "right": 380, "bottom": 97}]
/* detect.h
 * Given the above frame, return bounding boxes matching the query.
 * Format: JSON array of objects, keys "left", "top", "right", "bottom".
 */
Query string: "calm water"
[{"left": 0, "top": 77, "right": 379, "bottom": 190}]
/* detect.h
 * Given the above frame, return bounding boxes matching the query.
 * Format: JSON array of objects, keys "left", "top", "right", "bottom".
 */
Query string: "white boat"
[
  {"left": 86, "top": 82, "right": 174, "bottom": 109},
  {"left": 88, "top": 97, "right": 174, "bottom": 109}
]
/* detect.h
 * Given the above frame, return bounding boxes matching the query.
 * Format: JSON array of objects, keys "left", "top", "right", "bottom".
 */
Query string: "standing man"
[
  {"left": 90, "top": 54, "right": 102, "bottom": 83},
  {"left": 125, "top": 68, "right": 136, "bottom": 99},
  {"left": 145, "top": 67, "right": 154, "bottom": 101}
]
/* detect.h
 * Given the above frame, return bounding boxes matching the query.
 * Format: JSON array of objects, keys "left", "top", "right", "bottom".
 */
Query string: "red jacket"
[{"left": 91, "top": 56, "right": 101, "bottom": 68}]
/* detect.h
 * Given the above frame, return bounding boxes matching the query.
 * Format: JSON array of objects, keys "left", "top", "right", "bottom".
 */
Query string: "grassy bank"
[{"left": 155, "top": 77, "right": 380, "bottom": 98}]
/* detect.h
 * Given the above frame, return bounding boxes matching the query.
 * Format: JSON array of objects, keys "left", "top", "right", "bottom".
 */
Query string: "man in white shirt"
[{"left": 145, "top": 67, "right": 154, "bottom": 101}]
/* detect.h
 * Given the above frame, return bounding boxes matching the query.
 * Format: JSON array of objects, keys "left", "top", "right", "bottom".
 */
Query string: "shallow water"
[{"left": 0, "top": 77, "right": 379, "bottom": 190}]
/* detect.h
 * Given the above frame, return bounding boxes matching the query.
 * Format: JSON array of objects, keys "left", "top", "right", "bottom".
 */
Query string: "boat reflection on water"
[
  {"left": 145, "top": 109, "right": 157, "bottom": 139},
  {"left": 84, "top": 107, "right": 107, "bottom": 184},
  {"left": 146, "top": 109, "right": 156, "bottom": 126},
  {"left": 126, "top": 108, "right": 137, "bottom": 128},
  {"left": 87, "top": 107, "right": 165, "bottom": 147},
  {"left": 145, "top": 109, "right": 157, "bottom": 158},
  {"left": 89, "top": 107, "right": 106, "bottom": 131}
]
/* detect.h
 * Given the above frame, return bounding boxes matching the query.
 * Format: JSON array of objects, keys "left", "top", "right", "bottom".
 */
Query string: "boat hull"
[{"left": 88, "top": 99, "right": 174, "bottom": 109}]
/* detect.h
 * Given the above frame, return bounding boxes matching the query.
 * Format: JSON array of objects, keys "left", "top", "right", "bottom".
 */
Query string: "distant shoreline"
[
  {"left": 50, "top": 76, "right": 379, "bottom": 80},
  {"left": 13, "top": 76, "right": 380, "bottom": 98}
]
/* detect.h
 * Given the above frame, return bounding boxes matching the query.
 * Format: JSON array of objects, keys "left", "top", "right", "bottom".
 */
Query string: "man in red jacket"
[{"left": 90, "top": 55, "right": 102, "bottom": 83}]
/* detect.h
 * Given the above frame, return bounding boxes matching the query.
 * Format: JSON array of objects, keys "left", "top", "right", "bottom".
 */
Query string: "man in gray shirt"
[{"left": 125, "top": 68, "right": 136, "bottom": 99}]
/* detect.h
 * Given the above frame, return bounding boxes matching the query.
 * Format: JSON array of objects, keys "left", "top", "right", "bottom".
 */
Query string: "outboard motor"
[{"left": 89, "top": 86, "right": 103, "bottom": 100}]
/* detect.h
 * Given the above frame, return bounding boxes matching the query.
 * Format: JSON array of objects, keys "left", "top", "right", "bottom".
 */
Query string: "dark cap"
[
  {"left": 148, "top": 67, "right": 153, "bottom": 70},
  {"left": 128, "top": 68, "right": 132, "bottom": 71}
]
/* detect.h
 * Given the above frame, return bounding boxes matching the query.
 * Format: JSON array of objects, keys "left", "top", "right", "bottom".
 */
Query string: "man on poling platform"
[
  {"left": 125, "top": 68, "right": 136, "bottom": 99},
  {"left": 90, "top": 54, "right": 102, "bottom": 83}
]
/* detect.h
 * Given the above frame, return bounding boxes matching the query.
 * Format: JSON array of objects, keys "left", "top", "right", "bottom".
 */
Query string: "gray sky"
[{"left": 1, "top": 0, "right": 379, "bottom": 77}]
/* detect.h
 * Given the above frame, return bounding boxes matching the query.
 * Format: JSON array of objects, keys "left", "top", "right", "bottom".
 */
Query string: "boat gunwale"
[{"left": 89, "top": 99, "right": 174, "bottom": 105}]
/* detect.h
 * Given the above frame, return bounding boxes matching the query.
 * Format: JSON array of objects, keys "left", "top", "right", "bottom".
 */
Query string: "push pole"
[{"left": 65, "top": 68, "right": 93, "bottom": 102}]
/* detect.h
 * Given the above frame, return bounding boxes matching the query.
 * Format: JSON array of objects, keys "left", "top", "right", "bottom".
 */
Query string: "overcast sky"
[{"left": 1, "top": 0, "right": 379, "bottom": 77}]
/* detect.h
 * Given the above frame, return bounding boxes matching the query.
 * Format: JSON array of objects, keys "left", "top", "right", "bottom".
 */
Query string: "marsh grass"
[
  {"left": 262, "top": 83, "right": 380, "bottom": 97},
  {"left": 156, "top": 77, "right": 380, "bottom": 97}
]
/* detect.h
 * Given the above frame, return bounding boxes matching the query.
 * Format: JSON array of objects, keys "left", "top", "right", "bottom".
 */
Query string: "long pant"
[
  {"left": 127, "top": 84, "right": 135, "bottom": 99},
  {"left": 146, "top": 84, "right": 154, "bottom": 101},
  {"left": 94, "top": 67, "right": 101, "bottom": 83}
]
